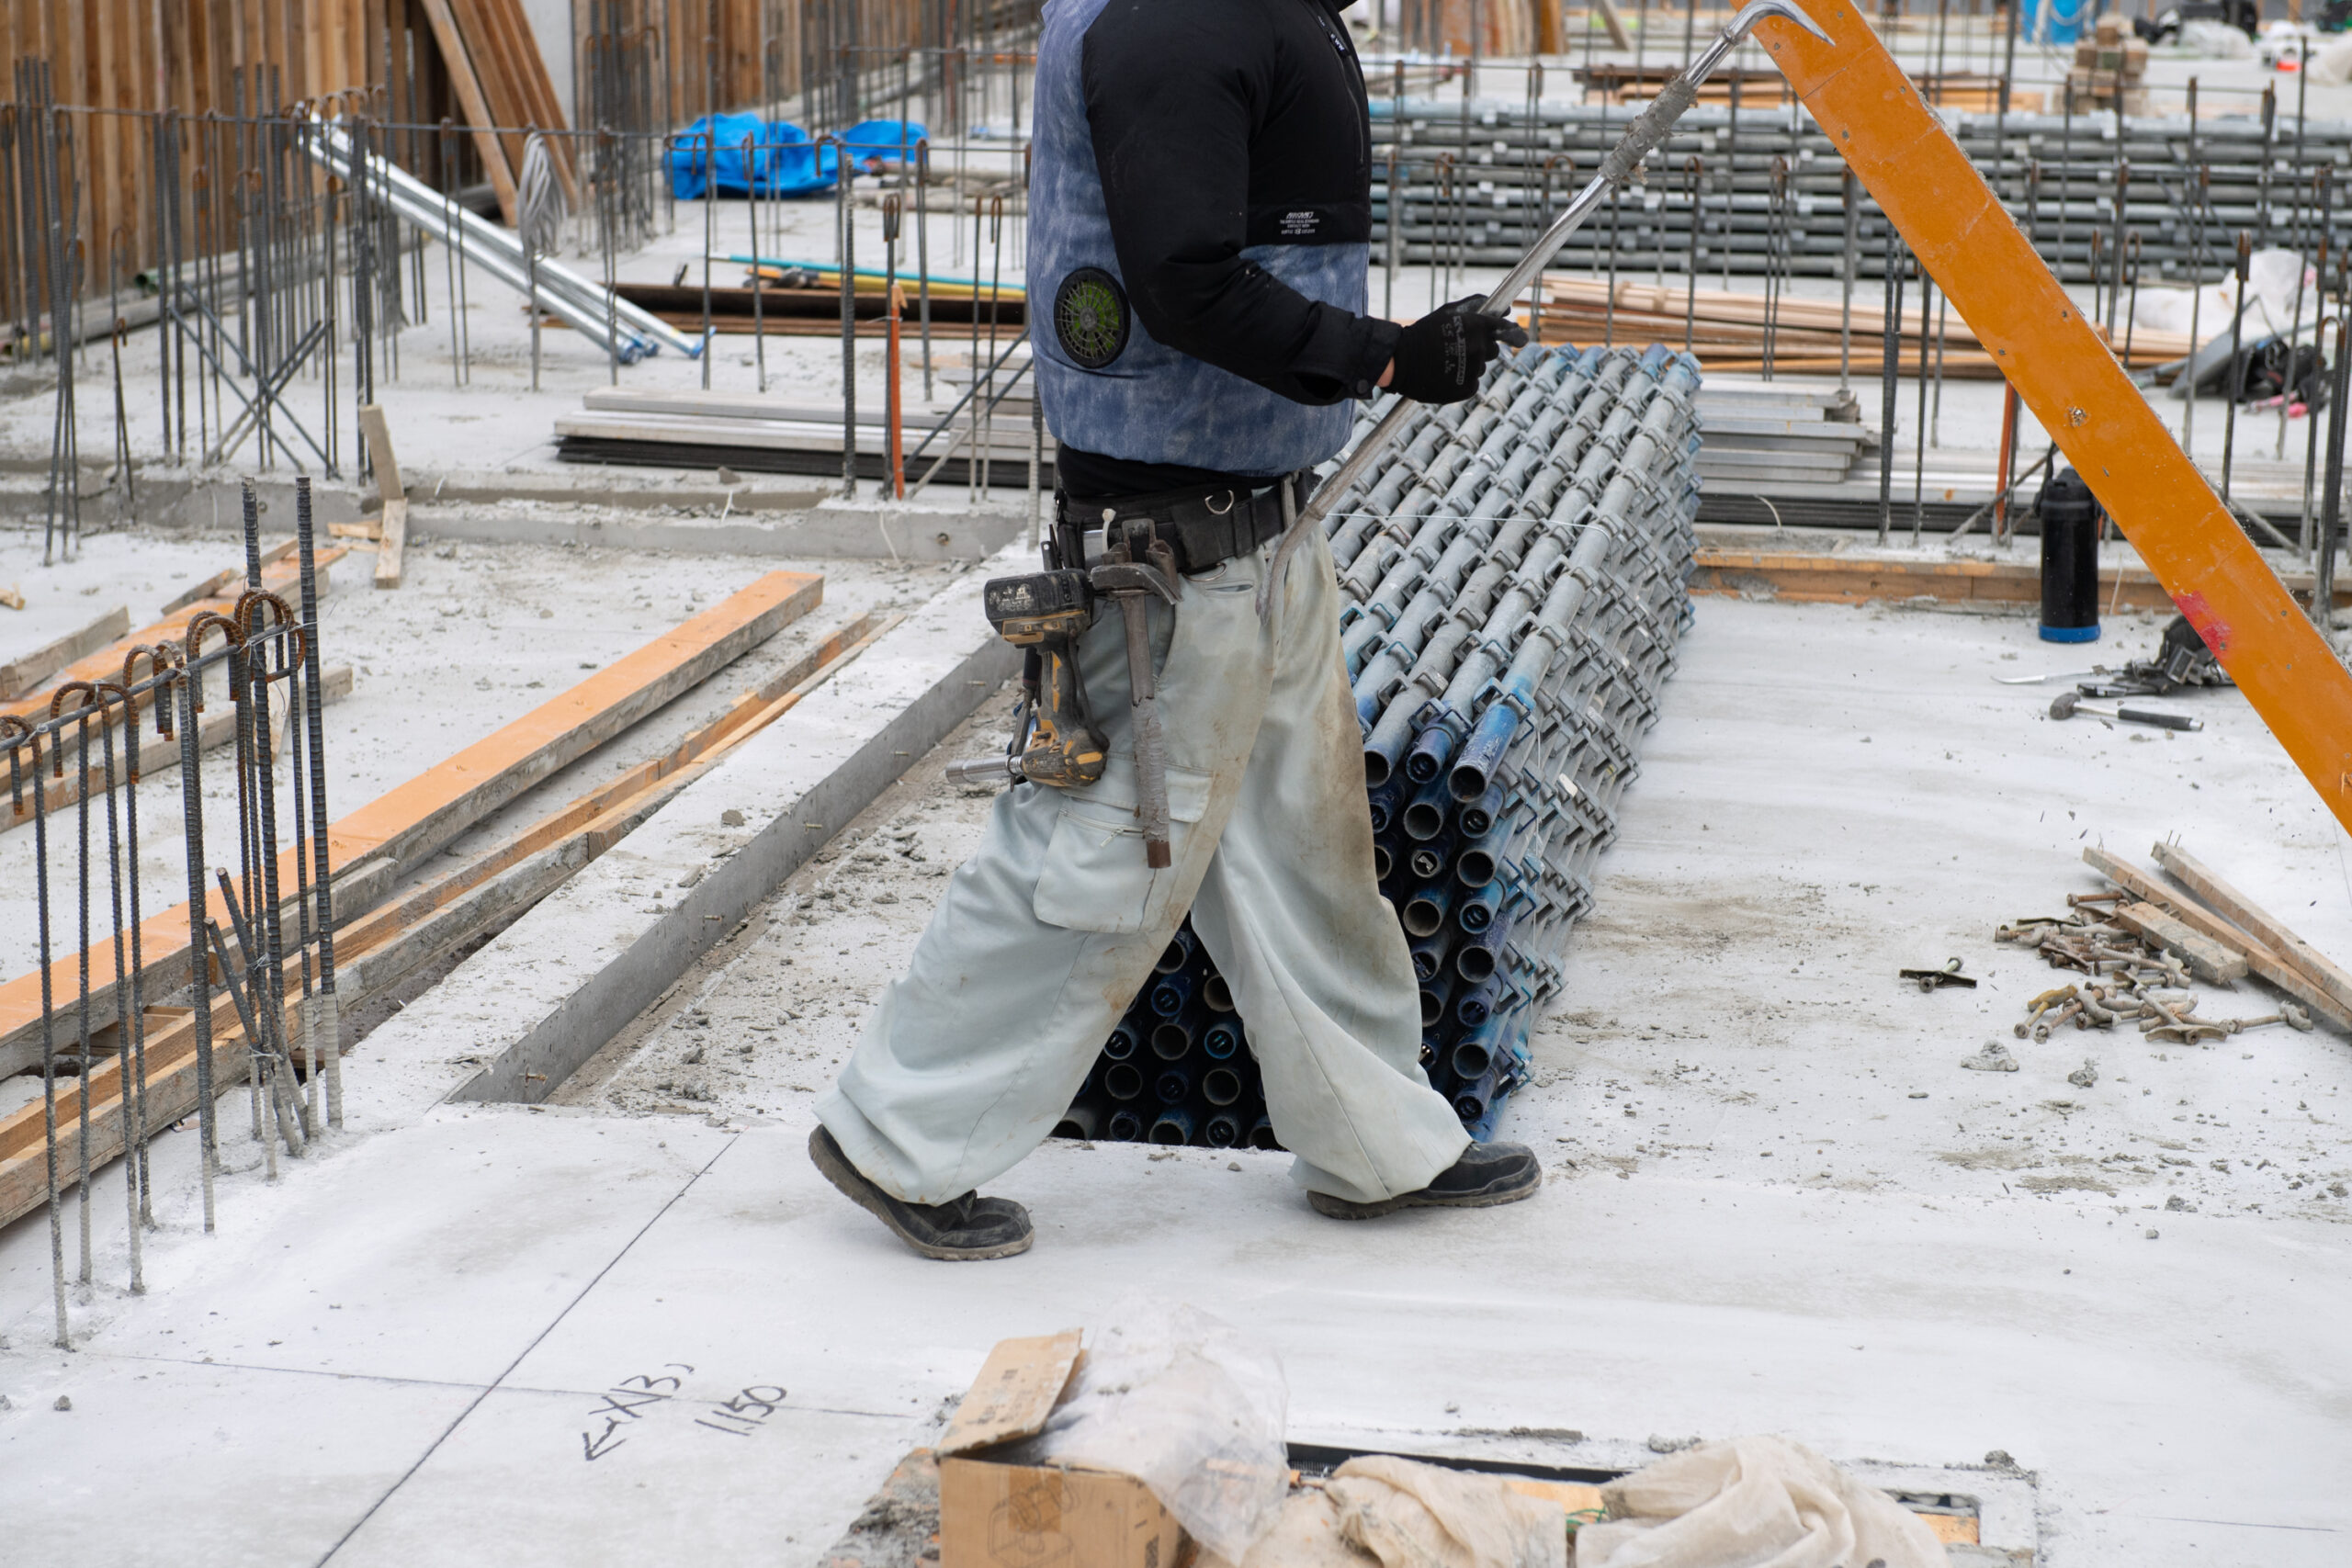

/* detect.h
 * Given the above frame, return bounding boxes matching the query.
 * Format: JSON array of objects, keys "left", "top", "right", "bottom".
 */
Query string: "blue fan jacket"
[{"left": 1027, "top": 0, "right": 1405, "bottom": 494}]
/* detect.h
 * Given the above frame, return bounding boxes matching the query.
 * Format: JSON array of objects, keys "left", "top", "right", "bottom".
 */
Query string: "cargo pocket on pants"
[{"left": 1032, "top": 767, "right": 1214, "bottom": 934}]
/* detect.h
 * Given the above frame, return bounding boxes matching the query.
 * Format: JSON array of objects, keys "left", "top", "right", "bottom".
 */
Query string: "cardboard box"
[{"left": 936, "top": 1331, "right": 1193, "bottom": 1568}]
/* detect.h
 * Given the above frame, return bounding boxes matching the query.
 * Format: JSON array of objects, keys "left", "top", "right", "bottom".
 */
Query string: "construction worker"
[{"left": 808, "top": 0, "right": 1542, "bottom": 1258}]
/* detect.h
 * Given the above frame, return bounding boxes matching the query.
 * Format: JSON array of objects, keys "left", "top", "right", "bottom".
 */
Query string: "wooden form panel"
[{"left": 0, "top": 0, "right": 399, "bottom": 327}]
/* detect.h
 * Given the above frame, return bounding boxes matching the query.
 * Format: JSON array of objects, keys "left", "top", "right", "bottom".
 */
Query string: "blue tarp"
[
  {"left": 667, "top": 116, "right": 928, "bottom": 199},
  {"left": 836, "top": 119, "right": 927, "bottom": 169}
]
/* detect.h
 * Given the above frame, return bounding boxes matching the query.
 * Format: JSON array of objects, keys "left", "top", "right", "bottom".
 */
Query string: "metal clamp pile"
[
  {"left": 1057, "top": 341, "right": 1702, "bottom": 1147},
  {"left": 1999, "top": 902, "right": 2313, "bottom": 1045}
]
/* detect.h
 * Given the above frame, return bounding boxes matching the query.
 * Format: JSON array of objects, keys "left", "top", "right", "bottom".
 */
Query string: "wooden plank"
[
  {"left": 0, "top": 604, "right": 131, "bottom": 699},
  {"left": 413, "top": 0, "right": 517, "bottom": 224},
  {"left": 2111, "top": 901, "right": 2249, "bottom": 986},
  {"left": 2080, "top": 847, "right": 2352, "bottom": 1032},
  {"left": 3, "top": 551, "right": 343, "bottom": 725},
  {"left": 330, "top": 610, "right": 885, "bottom": 961},
  {"left": 375, "top": 498, "right": 409, "bottom": 590},
  {"left": 0, "top": 1032, "right": 251, "bottom": 1228},
  {"left": 2, "top": 984, "right": 252, "bottom": 1167},
  {"left": 360, "top": 401, "right": 408, "bottom": 590},
  {"left": 2149, "top": 842, "right": 2352, "bottom": 1016},
  {"left": 336, "top": 832, "right": 589, "bottom": 1001},
  {"left": 0, "top": 571, "right": 823, "bottom": 1067},
  {"left": 1769, "top": 0, "right": 2352, "bottom": 841},
  {"left": 443, "top": 0, "right": 541, "bottom": 204},
  {"left": 458, "top": 0, "right": 578, "bottom": 201},
  {"left": 0, "top": 604, "right": 887, "bottom": 1226},
  {"left": 161, "top": 568, "right": 239, "bottom": 616},
  {"left": 356, "top": 401, "right": 404, "bottom": 500},
  {"left": 1689, "top": 550, "right": 2349, "bottom": 613},
  {"left": 334, "top": 567, "right": 820, "bottom": 874}
]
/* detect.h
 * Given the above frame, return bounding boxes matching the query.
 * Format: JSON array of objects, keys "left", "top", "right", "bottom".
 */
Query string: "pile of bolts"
[{"left": 1998, "top": 897, "right": 2314, "bottom": 1044}]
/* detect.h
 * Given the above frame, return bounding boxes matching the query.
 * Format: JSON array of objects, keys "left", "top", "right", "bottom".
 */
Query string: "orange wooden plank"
[
  {"left": 0, "top": 571, "right": 822, "bottom": 1059},
  {"left": 1759, "top": 0, "right": 2352, "bottom": 837},
  {"left": 1, "top": 549, "right": 346, "bottom": 725}
]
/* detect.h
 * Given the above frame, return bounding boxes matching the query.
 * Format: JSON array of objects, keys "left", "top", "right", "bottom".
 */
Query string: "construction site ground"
[
  {"left": 2, "top": 547, "right": 2346, "bottom": 1565},
  {"left": 5, "top": 74, "right": 2350, "bottom": 1556}
]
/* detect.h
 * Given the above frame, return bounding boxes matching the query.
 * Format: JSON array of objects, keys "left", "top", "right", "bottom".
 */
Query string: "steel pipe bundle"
[
  {"left": 1058, "top": 341, "right": 1700, "bottom": 1147},
  {"left": 1375, "top": 98, "right": 2352, "bottom": 284},
  {"left": 1055, "top": 924, "right": 1280, "bottom": 1152}
]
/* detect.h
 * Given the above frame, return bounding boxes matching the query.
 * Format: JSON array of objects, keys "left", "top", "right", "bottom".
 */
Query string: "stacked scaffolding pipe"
[
  {"left": 1374, "top": 99, "right": 2352, "bottom": 283},
  {"left": 1060, "top": 341, "right": 1700, "bottom": 1146}
]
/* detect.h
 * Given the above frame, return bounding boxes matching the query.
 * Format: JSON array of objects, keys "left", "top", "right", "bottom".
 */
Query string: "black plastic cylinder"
[{"left": 2037, "top": 467, "right": 2102, "bottom": 643}]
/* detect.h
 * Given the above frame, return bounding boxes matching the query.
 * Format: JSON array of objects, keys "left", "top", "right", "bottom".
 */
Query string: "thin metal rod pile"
[
  {"left": 2, "top": 479, "right": 342, "bottom": 1350},
  {"left": 1059, "top": 341, "right": 1701, "bottom": 1145}
]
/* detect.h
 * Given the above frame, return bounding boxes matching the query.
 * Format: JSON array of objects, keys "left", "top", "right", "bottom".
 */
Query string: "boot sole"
[
  {"left": 809, "top": 1128, "right": 1035, "bottom": 1261},
  {"left": 1307, "top": 1170, "right": 1543, "bottom": 1222}
]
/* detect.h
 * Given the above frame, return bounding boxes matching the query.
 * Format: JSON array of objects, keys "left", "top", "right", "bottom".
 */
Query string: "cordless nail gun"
[
  {"left": 945, "top": 528, "right": 1180, "bottom": 867},
  {"left": 948, "top": 567, "right": 1110, "bottom": 790}
]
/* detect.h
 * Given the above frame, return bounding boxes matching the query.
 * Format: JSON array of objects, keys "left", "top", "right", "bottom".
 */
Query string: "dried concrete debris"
[
  {"left": 1961, "top": 1042, "right": 2020, "bottom": 1073},
  {"left": 2066, "top": 1059, "right": 2099, "bottom": 1089},
  {"left": 52, "top": 1395, "right": 70, "bottom": 1411},
  {"left": 2165, "top": 1195, "right": 2196, "bottom": 1213},
  {"left": 1646, "top": 1435, "right": 1701, "bottom": 1454}
]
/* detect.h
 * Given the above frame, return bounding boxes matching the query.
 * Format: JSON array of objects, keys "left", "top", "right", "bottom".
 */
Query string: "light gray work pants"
[{"left": 817, "top": 524, "right": 1471, "bottom": 1206}]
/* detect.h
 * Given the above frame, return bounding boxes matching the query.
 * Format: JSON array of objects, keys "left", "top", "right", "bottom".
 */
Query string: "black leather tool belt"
[{"left": 1057, "top": 471, "right": 1312, "bottom": 576}]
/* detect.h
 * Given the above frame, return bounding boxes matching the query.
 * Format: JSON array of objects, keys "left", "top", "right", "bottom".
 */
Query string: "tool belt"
[
  {"left": 970, "top": 473, "right": 1308, "bottom": 867},
  {"left": 1057, "top": 471, "right": 1312, "bottom": 575}
]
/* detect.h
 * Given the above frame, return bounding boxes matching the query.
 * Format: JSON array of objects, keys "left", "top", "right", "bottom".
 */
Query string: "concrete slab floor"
[{"left": 6, "top": 590, "right": 2347, "bottom": 1564}]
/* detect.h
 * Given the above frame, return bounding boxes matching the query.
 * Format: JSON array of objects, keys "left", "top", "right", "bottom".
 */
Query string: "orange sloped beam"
[{"left": 1755, "top": 0, "right": 2352, "bottom": 835}]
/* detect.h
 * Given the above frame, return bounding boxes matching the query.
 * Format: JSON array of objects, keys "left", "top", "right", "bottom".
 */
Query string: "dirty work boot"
[
  {"left": 808, "top": 1126, "right": 1035, "bottom": 1260},
  {"left": 1306, "top": 1141, "right": 1543, "bottom": 1220}
]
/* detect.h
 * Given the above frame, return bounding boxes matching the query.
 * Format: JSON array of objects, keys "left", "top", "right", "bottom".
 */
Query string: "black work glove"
[{"left": 1385, "top": 298, "right": 1530, "bottom": 404}]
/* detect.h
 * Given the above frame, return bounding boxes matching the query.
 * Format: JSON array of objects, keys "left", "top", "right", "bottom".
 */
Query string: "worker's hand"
[{"left": 1382, "top": 299, "right": 1529, "bottom": 404}]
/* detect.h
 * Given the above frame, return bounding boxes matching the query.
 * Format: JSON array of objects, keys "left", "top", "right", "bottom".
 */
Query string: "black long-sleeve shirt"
[{"left": 1056, "top": 0, "right": 1401, "bottom": 499}]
